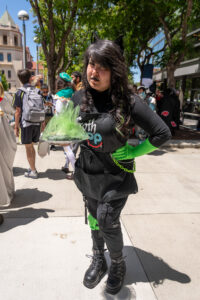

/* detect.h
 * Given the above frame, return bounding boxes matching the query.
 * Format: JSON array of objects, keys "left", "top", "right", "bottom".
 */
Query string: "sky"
[
  {"left": 1, "top": 0, "right": 140, "bottom": 82},
  {"left": 1, "top": 0, "right": 37, "bottom": 60}
]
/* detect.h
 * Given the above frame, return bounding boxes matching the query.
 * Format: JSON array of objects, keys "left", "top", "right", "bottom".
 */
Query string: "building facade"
[
  {"left": 0, "top": 10, "right": 23, "bottom": 91},
  {"left": 152, "top": 27, "right": 200, "bottom": 105}
]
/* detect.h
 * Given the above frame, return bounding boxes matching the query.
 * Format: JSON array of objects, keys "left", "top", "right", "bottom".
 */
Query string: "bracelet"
[{"left": 111, "top": 156, "right": 136, "bottom": 173}]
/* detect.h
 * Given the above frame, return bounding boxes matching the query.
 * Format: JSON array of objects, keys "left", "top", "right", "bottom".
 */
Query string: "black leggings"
[{"left": 86, "top": 196, "right": 128, "bottom": 259}]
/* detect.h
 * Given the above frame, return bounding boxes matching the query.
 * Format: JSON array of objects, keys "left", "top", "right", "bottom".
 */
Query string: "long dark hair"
[{"left": 82, "top": 39, "right": 133, "bottom": 136}]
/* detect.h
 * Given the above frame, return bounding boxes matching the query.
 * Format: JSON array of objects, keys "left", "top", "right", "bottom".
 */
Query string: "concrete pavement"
[{"left": 0, "top": 143, "right": 200, "bottom": 300}]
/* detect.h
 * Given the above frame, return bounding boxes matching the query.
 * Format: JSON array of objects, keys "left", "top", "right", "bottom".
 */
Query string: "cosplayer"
[
  {"left": 54, "top": 73, "right": 76, "bottom": 179},
  {"left": 0, "top": 80, "right": 17, "bottom": 225},
  {"left": 72, "top": 39, "right": 171, "bottom": 295}
]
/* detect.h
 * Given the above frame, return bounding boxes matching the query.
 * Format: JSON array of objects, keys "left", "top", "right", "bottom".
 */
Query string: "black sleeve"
[
  {"left": 131, "top": 95, "right": 172, "bottom": 147},
  {"left": 71, "top": 90, "right": 84, "bottom": 107},
  {"left": 13, "top": 90, "right": 23, "bottom": 109}
]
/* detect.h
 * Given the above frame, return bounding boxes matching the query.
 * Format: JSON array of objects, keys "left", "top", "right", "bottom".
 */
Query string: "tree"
[
  {"left": 29, "top": 0, "right": 196, "bottom": 90},
  {"left": 0, "top": 72, "right": 8, "bottom": 91},
  {"left": 83, "top": 0, "right": 163, "bottom": 82},
  {"left": 29, "top": 0, "right": 110, "bottom": 91},
  {"left": 152, "top": 0, "right": 193, "bottom": 88},
  {"left": 95, "top": 0, "right": 195, "bottom": 87},
  {"left": 29, "top": 0, "right": 79, "bottom": 92}
]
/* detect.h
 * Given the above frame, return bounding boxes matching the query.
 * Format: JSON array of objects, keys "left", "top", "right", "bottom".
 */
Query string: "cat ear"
[
  {"left": 114, "top": 35, "right": 124, "bottom": 54},
  {"left": 91, "top": 32, "right": 99, "bottom": 43}
]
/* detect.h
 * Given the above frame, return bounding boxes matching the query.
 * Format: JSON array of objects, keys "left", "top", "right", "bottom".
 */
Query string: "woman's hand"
[
  {"left": 112, "top": 139, "right": 158, "bottom": 160},
  {"left": 112, "top": 143, "right": 135, "bottom": 160}
]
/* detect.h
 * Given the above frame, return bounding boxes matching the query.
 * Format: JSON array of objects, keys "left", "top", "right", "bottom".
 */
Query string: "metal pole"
[
  {"left": 22, "top": 20, "right": 26, "bottom": 68},
  {"left": 36, "top": 45, "right": 39, "bottom": 75}
]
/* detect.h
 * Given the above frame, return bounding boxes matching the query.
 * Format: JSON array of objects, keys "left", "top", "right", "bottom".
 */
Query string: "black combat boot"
[
  {"left": 105, "top": 257, "right": 126, "bottom": 295},
  {"left": 83, "top": 249, "right": 107, "bottom": 289}
]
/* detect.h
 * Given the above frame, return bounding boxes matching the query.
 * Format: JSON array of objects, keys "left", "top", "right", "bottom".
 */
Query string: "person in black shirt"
[
  {"left": 40, "top": 83, "right": 54, "bottom": 126},
  {"left": 40, "top": 84, "right": 56, "bottom": 151},
  {"left": 13, "top": 69, "right": 44, "bottom": 179},
  {"left": 71, "top": 40, "right": 171, "bottom": 295},
  {"left": 157, "top": 87, "right": 180, "bottom": 136}
]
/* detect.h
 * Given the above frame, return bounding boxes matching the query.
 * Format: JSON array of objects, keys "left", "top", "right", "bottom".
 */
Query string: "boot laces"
[
  {"left": 109, "top": 257, "right": 126, "bottom": 279},
  {"left": 86, "top": 254, "right": 104, "bottom": 270}
]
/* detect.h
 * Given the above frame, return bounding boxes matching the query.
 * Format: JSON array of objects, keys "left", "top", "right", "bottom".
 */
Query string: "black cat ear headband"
[{"left": 91, "top": 32, "right": 124, "bottom": 54}]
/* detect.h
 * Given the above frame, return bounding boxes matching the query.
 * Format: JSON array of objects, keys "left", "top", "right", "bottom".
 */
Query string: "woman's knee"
[{"left": 97, "top": 202, "right": 121, "bottom": 231}]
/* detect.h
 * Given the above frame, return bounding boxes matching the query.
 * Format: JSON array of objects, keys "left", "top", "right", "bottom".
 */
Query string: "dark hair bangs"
[{"left": 87, "top": 48, "right": 111, "bottom": 69}]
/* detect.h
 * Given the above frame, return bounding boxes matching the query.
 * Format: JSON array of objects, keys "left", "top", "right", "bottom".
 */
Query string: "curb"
[
  {"left": 162, "top": 140, "right": 200, "bottom": 149},
  {"left": 128, "top": 139, "right": 200, "bottom": 149}
]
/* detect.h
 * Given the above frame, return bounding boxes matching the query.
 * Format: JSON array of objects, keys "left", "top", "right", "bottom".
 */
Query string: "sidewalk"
[
  {"left": 0, "top": 145, "right": 200, "bottom": 300},
  {"left": 129, "top": 126, "right": 200, "bottom": 148}
]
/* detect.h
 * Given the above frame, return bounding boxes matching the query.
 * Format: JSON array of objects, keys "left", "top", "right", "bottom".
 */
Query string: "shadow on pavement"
[
  {"left": 124, "top": 246, "right": 190, "bottom": 286},
  {"left": 13, "top": 167, "right": 66, "bottom": 180},
  {"left": 102, "top": 245, "right": 190, "bottom": 299},
  {"left": 101, "top": 285, "right": 136, "bottom": 300},
  {"left": 39, "top": 168, "right": 67, "bottom": 180},
  {"left": 13, "top": 167, "right": 28, "bottom": 176},
  {"left": 0, "top": 207, "right": 55, "bottom": 233},
  {"left": 148, "top": 148, "right": 177, "bottom": 156},
  {"left": 102, "top": 286, "right": 136, "bottom": 300},
  {"left": 0, "top": 188, "right": 52, "bottom": 209}
]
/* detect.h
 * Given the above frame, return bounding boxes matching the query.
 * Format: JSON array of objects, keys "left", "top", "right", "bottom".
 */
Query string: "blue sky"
[
  {"left": 1, "top": 0, "right": 140, "bottom": 82},
  {"left": 1, "top": 0, "right": 37, "bottom": 60}
]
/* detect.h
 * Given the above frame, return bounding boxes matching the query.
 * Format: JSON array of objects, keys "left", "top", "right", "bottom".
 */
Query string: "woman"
[
  {"left": 0, "top": 80, "right": 17, "bottom": 224},
  {"left": 72, "top": 40, "right": 171, "bottom": 295},
  {"left": 55, "top": 72, "right": 76, "bottom": 180}
]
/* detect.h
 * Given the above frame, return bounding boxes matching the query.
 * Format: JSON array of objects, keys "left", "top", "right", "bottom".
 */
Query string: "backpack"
[{"left": 19, "top": 86, "right": 45, "bottom": 123}]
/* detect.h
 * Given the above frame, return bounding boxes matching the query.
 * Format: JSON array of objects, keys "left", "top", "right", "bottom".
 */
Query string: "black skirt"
[{"left": 74, "top": 144, "right": 138, "bottom": 202}]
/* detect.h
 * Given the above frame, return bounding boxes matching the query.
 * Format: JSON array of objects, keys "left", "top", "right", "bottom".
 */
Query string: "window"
[
  {"left": 8, "top": 70, "right": 11, "bottom": 78},
  {"left": 3, "top": 35, "right": 7, "bottom": 45},
  {"left": 8, "top": 83, "right": 11, "bottom": 89},
  {"left": 14, "top": 35, "right": 18, "bottom": 46},
  {"left": 1, "top": 70, "right": 4, "bottom": 74},
  {"left": 0, "top": 53, "right": 4, "bottom": 61},
  {"left": 7, "top": 53, "right": 12, "bottom": 62}
]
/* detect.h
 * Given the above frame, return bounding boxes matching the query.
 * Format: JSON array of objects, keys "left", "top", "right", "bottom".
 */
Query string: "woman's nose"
[{"left": 91, "top": 67, "right": 98, "bottom": 76}]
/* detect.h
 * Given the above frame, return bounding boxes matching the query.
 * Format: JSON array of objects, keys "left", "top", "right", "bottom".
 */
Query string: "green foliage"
[
  {"left": 30, "top": 0, "right": 198, "bottom": 89},
  {"left": 0, "top": 72, "right": 8, "bottom": 91},
  {"left": 30, "top": 0, "right": 106, "bottom": 89}
]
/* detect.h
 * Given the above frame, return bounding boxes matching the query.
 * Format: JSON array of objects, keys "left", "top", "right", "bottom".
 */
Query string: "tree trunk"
[
  {"left": 140, "top": 64, "right": 144, "bottom": 85},
  {"left": 48, "top": 68, "right": 56, "bottom": 94},
  {"left": 166, "top": 65, "right": 176, "bottom": 88}
]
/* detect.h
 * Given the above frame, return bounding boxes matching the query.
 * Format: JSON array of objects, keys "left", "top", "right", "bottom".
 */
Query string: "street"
[{"left": 0, "top": 145, "right": 200, "bottom": 300}]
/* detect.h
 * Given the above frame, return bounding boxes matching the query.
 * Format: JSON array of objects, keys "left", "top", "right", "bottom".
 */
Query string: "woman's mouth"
[{"left": 90, "top": 77, "right": 99, "bottom": 82}]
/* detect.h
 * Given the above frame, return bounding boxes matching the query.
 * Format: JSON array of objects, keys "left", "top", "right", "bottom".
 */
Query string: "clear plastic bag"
[{"left": 41, "top": 101, "right": 88, "bottom": 143}]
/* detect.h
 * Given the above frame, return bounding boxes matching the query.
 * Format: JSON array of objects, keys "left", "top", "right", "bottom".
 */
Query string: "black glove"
[{"left": 97, "top": 202, "right": 114, "bottom": 228}]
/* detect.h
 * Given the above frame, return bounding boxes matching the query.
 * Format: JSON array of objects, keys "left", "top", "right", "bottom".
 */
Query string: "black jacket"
[{"left": 72, "top": 89, "right": 171, "bottom": 202}]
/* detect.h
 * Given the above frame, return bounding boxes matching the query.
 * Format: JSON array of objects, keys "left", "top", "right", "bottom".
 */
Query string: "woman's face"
[
  {"left": 87, "top": 59, "right": 111, "bottom": 92},
  {"left": 56, "top": 78, "right": 70, "bottom": 92}
]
